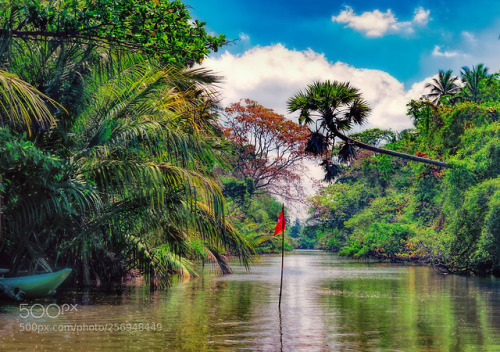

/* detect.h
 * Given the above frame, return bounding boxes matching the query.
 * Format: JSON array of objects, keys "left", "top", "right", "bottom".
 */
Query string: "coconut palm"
[
  {"left": 287, "top": 80, "right": 450, "bottom": 180},
  {"left": 0, "top": 39, "right": 253, "bottom": 286},
  {"left": 0, "top": 0, "right": 253, "bottom": 287},
  {"left": 461, "top": 64, "right": 490, "bottom": 102},
  {"left": 425, "top": 69, "right": 460, "bottom": 105}
]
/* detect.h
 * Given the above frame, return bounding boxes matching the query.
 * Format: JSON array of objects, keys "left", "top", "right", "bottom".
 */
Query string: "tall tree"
[
  {"left": 461, "top": 64, "right": 490, "bottom": 103},
  {"left": 287, "top": 81, "right": 450, "bottom": 181},
  {"left": 425, "top": 69, "right": 461, "bottom": 105},
  {"left": 223, "top": 99, "right": 310, "bottom": 199}
]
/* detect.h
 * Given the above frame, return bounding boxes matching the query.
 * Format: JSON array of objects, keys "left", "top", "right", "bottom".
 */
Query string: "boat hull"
[{"left": 1, "top": 269, "right": 72, "bottom": 298}]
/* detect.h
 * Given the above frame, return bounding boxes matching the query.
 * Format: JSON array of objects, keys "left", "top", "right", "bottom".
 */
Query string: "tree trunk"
[{"left": 332, "top": 126, "right": 451, "bottom": 168}]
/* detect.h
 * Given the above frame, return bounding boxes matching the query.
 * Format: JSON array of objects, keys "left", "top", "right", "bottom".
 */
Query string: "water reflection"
[{"left": 1, "top": 250, "right": 500, "bottom": 351}]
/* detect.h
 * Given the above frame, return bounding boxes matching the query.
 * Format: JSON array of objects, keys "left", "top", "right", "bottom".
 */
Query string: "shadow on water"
[{"left": 1, "top": 250, "right": 500, "bottom": 351}]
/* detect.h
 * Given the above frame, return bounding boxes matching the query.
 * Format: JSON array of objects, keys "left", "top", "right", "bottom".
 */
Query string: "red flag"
[{"left": 274, "top": 205, "right": 286, "bottom": 236}]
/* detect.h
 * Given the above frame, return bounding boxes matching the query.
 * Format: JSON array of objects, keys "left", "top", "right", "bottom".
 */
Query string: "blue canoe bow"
[{"left": 0, "top": 268, "right": 72, "bottom": 299}]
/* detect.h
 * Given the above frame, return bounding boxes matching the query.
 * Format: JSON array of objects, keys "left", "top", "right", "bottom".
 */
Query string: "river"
[{"left": 1, "top": 250, "right": 500, "bottom": 351}]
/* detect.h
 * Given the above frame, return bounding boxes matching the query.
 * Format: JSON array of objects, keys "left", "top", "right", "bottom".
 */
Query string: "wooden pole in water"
[
  {"left": 279, "top": 229, "right": 285, "bottom": 309},
  {"left": 274, "top": 203, "right": 286, "bottom": 309},
  {"left": 278, "top": 204, "right": 285, "bottom": 309}
]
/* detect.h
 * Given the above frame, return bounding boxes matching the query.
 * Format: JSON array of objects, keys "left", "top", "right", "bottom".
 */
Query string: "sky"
[
  {"left": 186, "top": 0, "right": 500, "bottom": 130},
  {"left": 184, "top": 0, "right": 500, "bottom": 218}
]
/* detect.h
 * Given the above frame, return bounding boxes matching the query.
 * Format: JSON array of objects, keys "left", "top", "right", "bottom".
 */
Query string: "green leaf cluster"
[
  {"left": 0, "top": 0, "right": 226, "bottom": 67},
  {"left": 222, "top": 186, "right": 294, "bottom": 254}
]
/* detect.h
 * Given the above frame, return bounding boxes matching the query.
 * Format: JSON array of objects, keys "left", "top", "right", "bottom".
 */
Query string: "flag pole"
[
  {"left": 278, "top": 227, "right": 285, "bottom": 309},
  {"left": 279, "top": 204, "right": 285, "bottom": 309}
]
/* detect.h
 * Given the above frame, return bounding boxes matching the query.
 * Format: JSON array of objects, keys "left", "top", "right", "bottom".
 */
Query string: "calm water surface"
[{"left": 2, "top": 250, "right": 500, "bottom": 351}]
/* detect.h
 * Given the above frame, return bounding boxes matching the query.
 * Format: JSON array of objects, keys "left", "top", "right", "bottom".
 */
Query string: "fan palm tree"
[
  {"left": 424, "top": 69, "right": 460, "bottom": 105},
  {"left": 287, "top": 80, "right": 450, "bottom": 180}
]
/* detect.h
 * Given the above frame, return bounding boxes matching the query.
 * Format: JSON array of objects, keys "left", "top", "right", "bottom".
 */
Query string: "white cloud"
[
  {"left": 239, "top": 32, "right": 250, "bottom": 41},
  {"left": 432, "top": 45, "right": 462, "bottom": 58},
  {"left": 413, "top": 7, "right": 430, "bottom": 25},
  {"left": 331, "top": 6, "right": 430, "bottom": 37},
  {"left": 204, "top": 44, "right": 427, "bottom": 131},
  {"left": 422, "top": 27, "right": 500, "bottom": 78},
  {"left": 461, "top": 31, "right": 477, "bottom": 44}
]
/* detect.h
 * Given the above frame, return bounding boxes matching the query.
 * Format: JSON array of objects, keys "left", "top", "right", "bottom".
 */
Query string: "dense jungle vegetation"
[
  {"left": 0, "top": 0, "right": 252, "bottom": 287},
  {"left": 1, "top": 0, "right": 497, "bottom": 289},
  {"left": 300, "top": 67, "right": 500, "bottom": 275}
]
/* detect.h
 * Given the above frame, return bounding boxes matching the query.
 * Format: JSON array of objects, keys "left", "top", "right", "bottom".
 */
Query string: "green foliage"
[
  {"left": 0, "top": 128, "right": 96, "bottom": 230},
  {"left": 289, "top": 219, "right": 302, "bottom": 238},
  {"left": 0, "top": 0, "right": 225, "bottom": 67},
  {"left": 0, "top": 0, "right": 256, "bottom": 288},
  {"left": 446, "top": 178, "right": 500, "bottom": 274},
  {"left": 477, "top": 72, "right": 500, "bottom": 102},
  {"left": 407, "top": 98, "right": 438, "bottom": 139},
  {"left": 439, "top": 102, "right": 499, "bottom": 152},
  {"left": 310, "top": 182, "right": 377, "bottom": 228},
  {"left": 343, "top": 192, "right": 408, "bottom": 232},
  {"left": 306, "top": 76, "right": 500, "bottom": 275},
  {"left": 453, "top": 123, "right": 500, "bottom": 179},
  {"left": 340, "top": 222, "right": 415, "bottom": 258},
  {"left": 297, "top": 227, "right": 318, "bottom": 249},
  {"left": 223, "top": 191, "right": 293, "bottom": 254},
  {"left": 348, "top": 128, "right": 395, "bottom": 146},
  {"left": 221, "top": 176, "right": 255, "bottom": 206}
]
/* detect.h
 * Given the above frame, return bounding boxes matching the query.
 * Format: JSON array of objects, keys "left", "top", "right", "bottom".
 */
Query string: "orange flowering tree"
[{"left": 223, "top": 99, "right": 310, "bottom": 199}]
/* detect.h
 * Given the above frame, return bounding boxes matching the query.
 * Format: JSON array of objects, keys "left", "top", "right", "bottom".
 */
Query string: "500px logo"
[{"left": 19, "top": 303, "right": 78, "bottom": 319}]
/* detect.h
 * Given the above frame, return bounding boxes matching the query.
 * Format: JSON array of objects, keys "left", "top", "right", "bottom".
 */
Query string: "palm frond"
[
  {"left": 0, "top": 70, "right": 59, "bottom": 134},
  {"left": 305, "top": 131, "right": 329, "bottom": 155},
  {"left": 338, "top": 142, "right": 358, "bottom": 163}
]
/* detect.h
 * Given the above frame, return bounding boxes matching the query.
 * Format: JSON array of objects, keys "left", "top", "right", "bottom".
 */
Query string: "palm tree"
[
  {"left": 425, "top": 69, "right": 460, "bottom": 104},
  {"left": 0, "top": 36, "right": 254, "bottom": 286},
  {"left": 461, "top": 64, "right": 490, "bottom": 102},
  {"left": 287, "top": 80, "right": 450, "bottom": 180},
  {"left": 64, "top": 63, "right": 254, "bottom": 285}
]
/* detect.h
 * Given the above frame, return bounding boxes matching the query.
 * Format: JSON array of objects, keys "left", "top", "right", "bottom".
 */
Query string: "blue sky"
[
  {"left": 187, "top": 0, "right": 500, "bottom": 84},
  {"left": 183, "top": 0, "right": 500, "bottom": 131}
]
